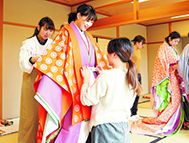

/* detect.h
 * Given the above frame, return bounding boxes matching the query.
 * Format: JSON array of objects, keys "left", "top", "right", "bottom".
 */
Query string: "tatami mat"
[{"left": 129, "top": 94, "right": 189, "bottom": 143}]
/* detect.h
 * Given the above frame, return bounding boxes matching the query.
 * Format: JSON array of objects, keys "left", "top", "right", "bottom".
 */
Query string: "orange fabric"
[
  {"left": 131, "top": 42, "right": 180, "bottom": 134},
  {"left": 145, "top": 42, "right": 180, "bottom": 124},
  {"left": 34, "top": 24, "right": 110, "bottom": 127}
]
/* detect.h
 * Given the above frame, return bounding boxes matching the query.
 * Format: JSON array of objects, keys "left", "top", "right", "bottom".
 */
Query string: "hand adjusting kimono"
[{"left": 33, "top": 22, "right": 110, "bottom": 143}]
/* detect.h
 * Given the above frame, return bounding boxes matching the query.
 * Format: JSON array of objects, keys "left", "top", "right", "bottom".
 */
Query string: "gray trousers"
[{"left": 91, "top": 122, "right": 131, "bottom": 143}]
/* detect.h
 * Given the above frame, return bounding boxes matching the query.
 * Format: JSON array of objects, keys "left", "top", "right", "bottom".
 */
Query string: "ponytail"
[
  {"left": 127, "top": 60, "right": 142, "bottom": 95},
  {"left": 107, "top": 37, "right": 142, "bottom": 95},
  {"left": 68, "top": 12, "right": 77, "bottom": 24},
  {"left": 29, "top": 27, "right": 39, "bottom": 38}
]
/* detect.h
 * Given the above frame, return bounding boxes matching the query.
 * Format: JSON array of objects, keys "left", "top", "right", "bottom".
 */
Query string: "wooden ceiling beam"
[
  {"left": 94, "top": 0, "right": 132, "bottom": 16},
  {"left": 89, "top": 12, "right": 134, "bottom": 30},
  {"left": 46, "top": 0, "right": 94, "bottom": 7},
  {"left": 138, "top": 1, "right": 189, "bottom": 20},
  {"left": 89, "top": 1, "right": 189, "bottom": 31},
  {"left": 95, "top": 0, "right": 132, "bottom": 10}
]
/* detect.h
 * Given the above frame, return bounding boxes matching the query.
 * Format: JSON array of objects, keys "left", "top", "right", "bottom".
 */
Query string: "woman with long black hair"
[
  {"left": 33, "top": 4, "right": 110, "bottom": 143},
  {"left": 131, "top": 31, "right": 184, "bottom": 136}
]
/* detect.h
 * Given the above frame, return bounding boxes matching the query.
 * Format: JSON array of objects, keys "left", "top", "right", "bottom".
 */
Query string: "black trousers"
[
  {"left": 130, "top": 73, "right": 141, "bottom": 116},
  {"left": 86, "top": 132, "right": 91, "bottom": 143}
]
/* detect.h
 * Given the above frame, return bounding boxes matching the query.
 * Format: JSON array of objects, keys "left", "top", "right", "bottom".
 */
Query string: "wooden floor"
[
  {"left": 0, "top": 132, "right": 18, "bottom": 143},
  {"left": 1, "top": 94, "right": 189, "bottom": 143}
]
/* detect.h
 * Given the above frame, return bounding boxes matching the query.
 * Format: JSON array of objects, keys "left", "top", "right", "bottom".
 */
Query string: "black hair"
[
  {"left": 29, "top": 16, "right": 55, "bottom": 38},
  {"left": 59, "top": 24, "right": 64, "bottom": 30},
  {"left": 68, "top": 4, "right": 97, "bottom": 24},
  {"left": 165, "top": 31, "right": 181, "bottom": 46},
  {"left": 132, "top": 35, "right": 146, "bottom": 45},
  {"left": 107, "top": 38, "right": 142, "bottom": 95}
]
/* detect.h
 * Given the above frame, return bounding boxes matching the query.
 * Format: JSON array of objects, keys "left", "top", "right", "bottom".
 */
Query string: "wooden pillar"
[
  {"left": 116, "top": 26, "right": 119, "bottom": 38},
  {"left": 0, "top": 0, "right": 3, "bottom": 119},
  {"left": 169, "top": 23, "right": 172, "bottom": 34},
  {"left": 133, "top": 0, "right": 139, "bottom": 20}
]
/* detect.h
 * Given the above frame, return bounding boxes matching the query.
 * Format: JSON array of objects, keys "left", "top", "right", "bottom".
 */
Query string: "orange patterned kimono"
[
  {"left": 131, "top": 41, "right": 184, "bottom": 136},
  {"left": 33, "top": 23, "right": 110, "bottom": 142}
]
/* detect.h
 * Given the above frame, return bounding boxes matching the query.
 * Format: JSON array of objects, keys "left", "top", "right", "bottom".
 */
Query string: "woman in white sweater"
[
  {"left": 18, "top": 17, "right": 55, "bottom": 143},
  {"left": 80, "top": 37, "right": 142, "bottom": 143}
]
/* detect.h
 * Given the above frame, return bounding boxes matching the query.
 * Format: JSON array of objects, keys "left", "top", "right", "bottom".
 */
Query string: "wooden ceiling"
[{"left": 46, "top": 0, "right": 189, "bottom": 30}]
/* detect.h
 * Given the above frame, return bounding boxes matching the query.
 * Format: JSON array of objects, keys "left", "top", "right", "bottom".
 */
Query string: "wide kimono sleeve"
[
  {"left": 34, "top": 30, "right": 71, "bottom": 89},
  {"left": 150, "top": 44, "right": 171, "bottom": 112},
  {"left": 34, "top": 28, "right": 87, "bottom": 127}
]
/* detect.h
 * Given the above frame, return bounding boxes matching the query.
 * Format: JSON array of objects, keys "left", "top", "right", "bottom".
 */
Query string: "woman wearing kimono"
[
  {"left": 131, "top": 31, "right": 184, "bottom": 136},
  {"left": 33, "top": 4, "right": 110, "bottom": 143}
]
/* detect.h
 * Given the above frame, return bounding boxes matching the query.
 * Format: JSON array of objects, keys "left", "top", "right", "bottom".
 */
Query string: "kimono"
[
  {"left": 131, "top": 41, "right": 184, "bottom": 136},
  {"left": 178, "top": 44, "right": 189, "bottom": 125},
  {"left": 33, "top": 22, "right": 110, "bottom": 143},
  {"left": 178, "top": 44, "right": 189, "bottom": 95}
]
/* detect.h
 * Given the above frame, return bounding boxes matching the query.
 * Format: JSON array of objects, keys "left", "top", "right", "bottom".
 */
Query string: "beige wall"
[
  {"left": 119, "top": 24, "right": 146, "bottom": 40},
  {"left": 147, "top": 24, "right": 169, "bottom": 42},
  {"left": 90, "top": 27, "right": 117, "bottom": 38},
  {"left": 3, "top": 25, "right": 33, "bottom": 118},
  {"left": 172, "top": 20, "right": 189, "bottom": 36},
  {"left": 4, "top": 0, "right": 69, "bottom": 30},
  {"left": 3, "top": 0, "right": 70, "bottom": 119},
  {"left": 182, "top": 37, "right": 189, "bottom": 49}
]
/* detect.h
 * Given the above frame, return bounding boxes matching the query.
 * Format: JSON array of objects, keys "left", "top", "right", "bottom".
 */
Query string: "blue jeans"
[{"left": 91, "top": 122, "right": 131, "bottom": 143}]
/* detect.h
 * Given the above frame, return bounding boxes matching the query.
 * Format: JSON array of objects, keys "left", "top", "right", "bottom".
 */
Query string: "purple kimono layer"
[{"left": 36, "top": 22, "right": 98, "bottom": 143}]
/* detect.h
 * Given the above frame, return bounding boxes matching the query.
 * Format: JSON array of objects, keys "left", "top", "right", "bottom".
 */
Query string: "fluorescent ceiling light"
[
  {"left": 171, "top": 14, "right": 189, "bottom": 19},
  {"left": 131, "top": 0, "right": 149, "bottom": 3}
]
